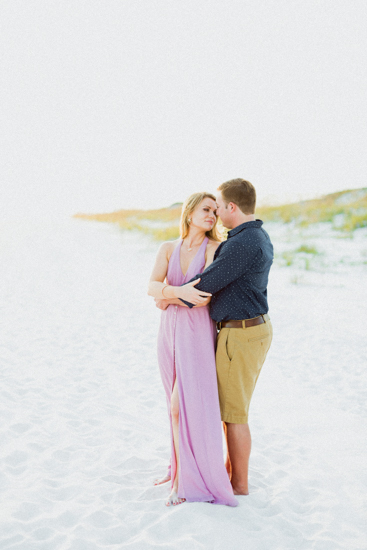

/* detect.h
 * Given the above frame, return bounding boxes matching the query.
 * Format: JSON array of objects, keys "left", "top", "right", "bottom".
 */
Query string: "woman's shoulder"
[
  {"left": 206, "top": 238, "right": 221, "bottom": 251},
  {"left": 205, "top": 238, "right": 221, "bottom": 261},
  {"left": 158, "top": 239, "right": 180, "bottom": 259}
]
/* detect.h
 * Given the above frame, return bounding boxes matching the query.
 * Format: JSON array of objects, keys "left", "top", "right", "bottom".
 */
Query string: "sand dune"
[{"left": 0, "top": 219, "right": 366, "bottom": 549}]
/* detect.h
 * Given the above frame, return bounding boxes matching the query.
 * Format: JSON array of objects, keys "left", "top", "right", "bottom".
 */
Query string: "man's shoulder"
[
  {"left": 220, "top": 225, "right": 272, "bottom": 257},
  {"left": 238, "top": 223, "right": 271, "bottom": 242}
]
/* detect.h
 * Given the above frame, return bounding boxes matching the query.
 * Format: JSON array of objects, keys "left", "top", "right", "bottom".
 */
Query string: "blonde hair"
[
  {"left": 218, "top": 178, "right": 256, "bottom": 214},
  {"left": 180, "top": 192, "right": 222, "bottom": 241}
]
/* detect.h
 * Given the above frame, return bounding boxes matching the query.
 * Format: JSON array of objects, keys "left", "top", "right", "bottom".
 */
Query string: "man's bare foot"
[
  {"left": 165, "top": 490, "right": 186, "bottom": 506},
  {"left": 232, "top": 484, "right": 249, "bottom": 496},
  {"left": 153, "top": 474, "right": 171, "bottom": 486}
]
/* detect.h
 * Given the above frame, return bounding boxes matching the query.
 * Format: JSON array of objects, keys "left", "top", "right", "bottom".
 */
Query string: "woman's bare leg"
[
  {"left": 153, "top": 471, "right": 171, "bottom": 486},
  {"left": 223, "top": 421, "right": 232, "bottom": 480},
  {"left": 165, "top": 379, "right": 185, "bottom": 506}
]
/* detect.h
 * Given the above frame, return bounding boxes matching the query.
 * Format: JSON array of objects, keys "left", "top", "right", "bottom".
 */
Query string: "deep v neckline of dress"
[{"left": 179, "top": 237, "right": 207, "bottom": 278}]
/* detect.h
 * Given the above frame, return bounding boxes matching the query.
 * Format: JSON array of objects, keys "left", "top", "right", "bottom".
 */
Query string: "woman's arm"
[
  {"left": 152, "top": 277, "right": 211, "bottom": 305},
  {"left": 154, "top": 297, "right": 188, "bottom": 310},
  {"left": 148, "top": 242, "right": 212, "bottom": 306},
  {"left": 154, "top": 296, "right": 211, "bottom": 311},
  {"left": 147, "top": 242, "right": 173, "bottom": 298}
]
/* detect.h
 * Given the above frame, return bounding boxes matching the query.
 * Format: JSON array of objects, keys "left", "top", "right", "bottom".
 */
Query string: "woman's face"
[{"left": 190, "top": 198, "right": 217, "bottom": 231}]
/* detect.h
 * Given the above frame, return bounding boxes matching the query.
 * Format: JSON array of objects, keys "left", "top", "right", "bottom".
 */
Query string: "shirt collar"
[{"left": 227, "top": 219, "right": 263, "bottom": 238}]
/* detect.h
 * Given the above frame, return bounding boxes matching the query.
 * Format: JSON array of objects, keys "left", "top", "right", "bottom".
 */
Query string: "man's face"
[{"left": 216, "top": 191, "right": 232, "bottom": 229}]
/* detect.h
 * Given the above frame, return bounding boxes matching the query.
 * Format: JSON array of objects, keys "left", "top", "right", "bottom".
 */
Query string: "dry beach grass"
[{"left": 74, "top": 187, "right": 367, "bottom": 240}]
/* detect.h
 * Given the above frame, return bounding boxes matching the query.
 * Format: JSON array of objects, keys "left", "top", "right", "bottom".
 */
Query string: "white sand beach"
[{"left": 0, "top": 218, "right": 366, "bottom": 550}]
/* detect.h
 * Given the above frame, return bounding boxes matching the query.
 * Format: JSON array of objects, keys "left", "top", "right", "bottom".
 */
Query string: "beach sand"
[{"left": 0, "top": 218, "right": 366, "bottom": 549}]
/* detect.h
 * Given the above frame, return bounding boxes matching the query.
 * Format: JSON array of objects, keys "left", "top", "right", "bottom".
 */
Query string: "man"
[{"left": 182, "top": 178, "right": 273, "bottom": 495}]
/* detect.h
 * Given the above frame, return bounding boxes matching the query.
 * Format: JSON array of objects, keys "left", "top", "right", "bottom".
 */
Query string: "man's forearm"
[{"left": 185, "top": 245, "right": 261, "bottom": 295}]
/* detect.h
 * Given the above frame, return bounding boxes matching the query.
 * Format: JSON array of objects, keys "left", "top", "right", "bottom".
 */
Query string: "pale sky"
[{"left": 1, "top": 0, "right": 366, "bottom": 220}]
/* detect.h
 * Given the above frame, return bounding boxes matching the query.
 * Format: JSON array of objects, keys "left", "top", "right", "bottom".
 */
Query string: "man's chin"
[{"left": 218, "top": 218, "right": 232, "bottom": 230}]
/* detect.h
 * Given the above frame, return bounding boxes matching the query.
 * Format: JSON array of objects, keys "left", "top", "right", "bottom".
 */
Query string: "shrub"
[
  {"left": 280, "top": 252, "right": 294, "bottom": 266},
  {"left": 295, "top": 244, "right": 319, "bottom": 255}
]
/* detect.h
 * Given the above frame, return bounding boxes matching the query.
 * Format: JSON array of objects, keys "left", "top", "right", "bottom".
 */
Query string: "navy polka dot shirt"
[{"left": 185, "top": 220, "right": 273, "bottom": 322}]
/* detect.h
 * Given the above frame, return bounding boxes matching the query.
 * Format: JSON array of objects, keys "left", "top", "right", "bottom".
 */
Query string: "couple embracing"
[{"left": 148, "top": 178, "right": 273, "bottom": 507}]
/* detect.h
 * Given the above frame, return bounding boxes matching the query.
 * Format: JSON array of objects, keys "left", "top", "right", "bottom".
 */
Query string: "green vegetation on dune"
[
  {"left": 73, "top": 188, "right": 367, "bottom": 240},
  {"left": 257, "top": 188, "right": 367, "bottom": 231},
  {"left": 280, "top": 244, "right": 322, "bottom": 270},
  {"left": 295, "top": 245, "right": 320, "bottom": 255}
]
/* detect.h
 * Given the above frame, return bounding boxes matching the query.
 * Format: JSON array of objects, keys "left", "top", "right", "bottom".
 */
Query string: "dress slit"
[{"left": 169, "top": 365, "right": 180, "bottom": 490}]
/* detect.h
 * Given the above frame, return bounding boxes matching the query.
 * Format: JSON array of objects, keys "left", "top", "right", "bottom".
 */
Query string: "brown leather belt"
[{"left": 217, "top": 314, "right": 269, "bottom": 330}]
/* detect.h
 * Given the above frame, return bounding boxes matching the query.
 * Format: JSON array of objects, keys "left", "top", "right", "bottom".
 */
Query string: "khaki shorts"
[{"left": 216, "top": 316, "right": 273, "bottom": 424}]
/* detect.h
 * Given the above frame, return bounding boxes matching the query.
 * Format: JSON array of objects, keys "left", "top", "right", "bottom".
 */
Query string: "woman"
[{"left": 148, "top": 192, "right": 238, "bottom": 507}]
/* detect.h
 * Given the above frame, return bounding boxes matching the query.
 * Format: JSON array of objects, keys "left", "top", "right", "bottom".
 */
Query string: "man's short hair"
[{"left": 218, "top": 178, "right": 256, "bottom": 214}]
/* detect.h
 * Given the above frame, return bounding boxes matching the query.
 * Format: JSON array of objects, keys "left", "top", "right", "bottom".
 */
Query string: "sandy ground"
[{"left": 0, "top": 218, "right": 366, "bottom": 550}]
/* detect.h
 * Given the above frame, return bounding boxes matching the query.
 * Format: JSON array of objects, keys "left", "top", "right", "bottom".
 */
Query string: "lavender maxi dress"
[{"left": 157, "top": 238, "right": 238, "bottom": 506}]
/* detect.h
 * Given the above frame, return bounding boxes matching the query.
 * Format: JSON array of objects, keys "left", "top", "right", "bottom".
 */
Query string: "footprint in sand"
[
  {"left": 47, "top": 485, "right": 82, "bottom": 502},
  {"left": 95, "top": 526, "right": 129, "bottom": 546},
  {"left": 85, "top": 510, "right": 116, "bottom": 529},
  {"left": 69, "top": 537, "right": 100, "bottom": 550},
  {"left": 54, "top": 511, "right": 80, "bottom": 529},
  {"left": 10, "top": 422, "right": 31, "bottom": 434},
  {"left": 52, "top": 450, "right": 72, "bottom": 462},
  {"left": 121, "top": 456, "right": 149, "bottom": 469},
  {"left": 4, "top": 450, "right": 28, "bottom": 466},
  {"left": 30, "top": 526, "right": 55, "bottom": 541},
  {"left": 101, "top": 474, "right": 124, "bottom": 485},
  {"left": 27, "top": 442, "right": 47, "bottom": 452},
  {"left": 12, "top": 502, "right": 41, "bottom": 521},
  {"left": 0, "top": 534, "right": 25, "bottom": 547}
]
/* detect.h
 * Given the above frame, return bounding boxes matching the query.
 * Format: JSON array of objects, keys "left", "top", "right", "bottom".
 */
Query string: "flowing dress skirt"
[{"left": 157, "top": 239, "right": 238, "bottom": 506}]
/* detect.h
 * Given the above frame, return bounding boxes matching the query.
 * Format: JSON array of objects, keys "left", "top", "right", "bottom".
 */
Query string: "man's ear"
[{"left": 228, "top": 202, "right": 235, "bottom": 213}]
